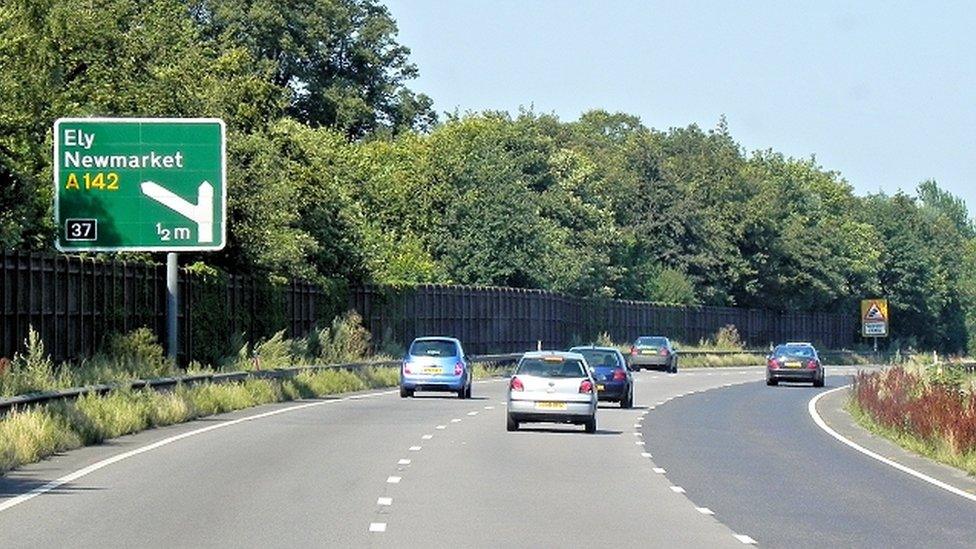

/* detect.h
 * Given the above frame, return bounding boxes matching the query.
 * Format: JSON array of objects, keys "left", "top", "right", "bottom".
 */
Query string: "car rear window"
[
  {"left": 410, "top": 340, "right": 458, "bottom": 357},
  {"left": 774, "top": 346, "right": 816, "bottom": 359},
  {"left": 635, "top": 337, "right": 667, "bottom": 347},
  {"left": 517, "top": 358, "right": 586, "bottom": 378},
  {"left": 573, "top": 350, "right": 620, "bottom": 369}
]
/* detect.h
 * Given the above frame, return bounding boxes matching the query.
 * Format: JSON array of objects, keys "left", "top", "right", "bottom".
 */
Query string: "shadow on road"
[
  {"left": 0, "top": 473, "right": 103, "bottom": 499},
  {"left": 513, "top": 427, "right": 623, "bottom": 436}
]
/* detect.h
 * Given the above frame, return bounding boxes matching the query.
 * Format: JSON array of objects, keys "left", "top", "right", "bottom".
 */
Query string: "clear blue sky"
[{"left": 384, "top": 0, "right": 976, "bottom": 214}]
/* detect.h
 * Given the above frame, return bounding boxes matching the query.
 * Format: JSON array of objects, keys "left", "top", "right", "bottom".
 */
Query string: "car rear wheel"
[
  {"left": 506, "top": 414, "right": 519, "bottom": 432},
  {"left": 584, "top": 417, "right": 597, "bottom": 434},
  {"left": 814, "top": 376, "right": 825, "bottom": 388},
  {"left": 400, "top": 386, "right": 413, "bottom": 398},
  {"left": 621, "top": 388, "right": 633, "bottom": 408},
  {"left": 465, "top": 383, "right": 473, "bottom": 399},
  {"left": 766, "top": 378, "right": 778, "bottom": 386}
]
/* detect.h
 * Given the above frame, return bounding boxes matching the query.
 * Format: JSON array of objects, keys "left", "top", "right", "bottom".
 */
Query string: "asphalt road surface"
[{"left": 1, "top": 366, "right": 972, "bottom": 547}]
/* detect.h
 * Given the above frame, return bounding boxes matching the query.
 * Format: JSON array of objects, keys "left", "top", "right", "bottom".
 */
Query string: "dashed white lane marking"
[
  {"left": 633, "top": 433, "right": 643, "bottom": 437},
  {"left": 369, "top": 522, "right": 387, "bottom": 533},
  {"left": 435, "top": 425, "right": 446, "bottom": 430},
  {"left": 653, "top": 468, "right": 666, "bottom": 474},
  {"left": 387, "top": 476, "right": 401, "bottom": 484},
  {"left": 467, "top": 411, "right": 479, "bottom": 416},
  {"left": 409, "top": 446, "right": 422, "bottom": 451},
  {"left": 733, "top": 534, "right": 757, "bottom": 545},
  {"left": 422, "top": 434, "right": 433, "bottom": 440},
  {"left": 636, "top": 441, "right": 646, "bottom": 446},
  {"left": 809, "top": 385, "right": 976, "bottom": 504},
  {"left": 670, "top": 486, "right": 686, "bottom": 493},
  {"left": 641, "top": 452, "right": 652, "bottom": 458},
  {"left": 0, "top": 388, "right": 400, "bottom": 514},
  {"left": 398, "top": 459, "right": 411, "bottom": 465},
  {"left": 484, "top": 406, "right": 495, "bottom": 410},
  {"left": 451, "top": 418, "right": 462, "bottom": 423},
  {"left": 649, "top": 405, "right": 656, "bottom": 410},
  {"left": 696, "top": 507, "right": 715, "bottom": 515},
  {"left": 634, "top": 424, "right": 642, "bottom": 428},
  {"left": 377, "top": 497, "right": 393, "bottom": 506}
]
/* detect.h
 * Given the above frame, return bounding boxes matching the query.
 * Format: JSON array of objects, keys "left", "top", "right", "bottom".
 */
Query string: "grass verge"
[{"left": 847, "top": 396, "right": 976, "bottom": 476}]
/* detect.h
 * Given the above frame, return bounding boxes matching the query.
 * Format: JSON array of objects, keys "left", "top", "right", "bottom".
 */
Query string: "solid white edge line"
[
  {"left": 809, "top": 385, "right": 976, "bottom": 504},
  {"left": 733, "top": 534, "right": 756, "bottom": 544},
  {"left": 0, "top": 390, "right": 399, "bottom": 514}
]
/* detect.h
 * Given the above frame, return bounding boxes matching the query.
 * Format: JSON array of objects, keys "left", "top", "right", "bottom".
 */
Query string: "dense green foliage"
[{"left": 1, "top": 1, "right": 974, "bottom": 352}]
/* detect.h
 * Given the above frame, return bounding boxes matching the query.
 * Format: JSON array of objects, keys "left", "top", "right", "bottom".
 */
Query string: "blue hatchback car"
[
  {"left": 569, "top": 346, "right": 634, "bottom": 408},
  {"left": 400, "top": 337, "right": 472, "bottom": 399}
]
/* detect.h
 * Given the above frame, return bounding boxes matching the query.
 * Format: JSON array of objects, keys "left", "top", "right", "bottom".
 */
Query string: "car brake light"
[
  {"left": 807, "top": 360, "right": 818, "bottom": 370},
  {"left": 630, "top": 346, "right": 637, "bottom": 356},
  {"left": 659, "top": 348, "right": 669, "bottom": 356},
  {"left": 580, "top": 380, "right": 594, "bottom": 394},
  {"left": 454, "top": 361, "right": 463, "bottom": 376},
  {"left": 402, "top": 362, "right": 412, "bottom": 374},
  {"left": 612, "top": 368, "right": 626, "bottom": 381},
  {"left": 510, "top": 377, "right": 524, "bottom": 391},
  {"left": 768, "top": 358, "right": 780, "bottom": 369}
]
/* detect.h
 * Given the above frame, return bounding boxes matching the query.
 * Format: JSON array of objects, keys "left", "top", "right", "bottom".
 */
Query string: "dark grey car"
[
  {"left": 628, "top": 336, "right": 678, "bottom": 373},
  {"left": 766, "top": 343, "right": 824, "bottom": 387}
]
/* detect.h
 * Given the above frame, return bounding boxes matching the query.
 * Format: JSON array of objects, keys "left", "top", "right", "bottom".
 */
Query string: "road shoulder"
[{"left": 816, "top": 385, "right": 976, "bottom": 497}]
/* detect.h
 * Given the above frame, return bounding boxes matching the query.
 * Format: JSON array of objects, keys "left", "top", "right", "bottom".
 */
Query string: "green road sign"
[{"left": 54, "top": 118, "right": 226, "bottom": 252}]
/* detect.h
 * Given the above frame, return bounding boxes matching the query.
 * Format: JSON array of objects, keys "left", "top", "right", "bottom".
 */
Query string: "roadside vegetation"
[
  {"left": 849, "top": 365, "right": 976, "bottom": 475},
  {"left": 3, "top": 1, "right": 976, "bottom": 354}
]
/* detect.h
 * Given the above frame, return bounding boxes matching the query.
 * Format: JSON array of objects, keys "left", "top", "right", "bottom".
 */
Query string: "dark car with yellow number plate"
[
  {"left": 766, "top": 343, "right": 824, "bottom": 387},
  {"left": 569, "top": 346, "right": 634, "bottom": 408},
  {"left": 628, "top": 336, "right": 678, "bottom": 373}
]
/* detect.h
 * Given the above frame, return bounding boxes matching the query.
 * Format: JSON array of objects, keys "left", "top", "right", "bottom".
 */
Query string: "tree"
[{"left": 190, "top": 0, "right": 435, "bottom": 137}]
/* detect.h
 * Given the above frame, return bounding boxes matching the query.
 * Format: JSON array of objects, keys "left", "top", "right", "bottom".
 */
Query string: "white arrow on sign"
[{"left": 140, "top": 181, "right": 214, "bottom": 243}]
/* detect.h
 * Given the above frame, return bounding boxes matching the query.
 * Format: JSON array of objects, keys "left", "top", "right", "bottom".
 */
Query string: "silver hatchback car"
[{"left": 506, "top": 351, "right": 598, "bottom": 433}]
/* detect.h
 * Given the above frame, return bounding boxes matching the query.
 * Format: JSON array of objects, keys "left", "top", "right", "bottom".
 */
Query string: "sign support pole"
[{"left": 167, "top": 252, "right": 179, "bottom": 362}]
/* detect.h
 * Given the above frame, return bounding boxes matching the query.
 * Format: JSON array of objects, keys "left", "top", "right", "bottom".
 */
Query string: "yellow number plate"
[
  {"left": 423, "top": 368, "right": 441, "bottom": 375},
  {"left": 597, "top": 384, "right": 606, "bottom": 391},
  {"left": 785, "top": 361, "right": 802, "bottom": 369},
  {"left": 641, "top": 349, "right": 655, "bottom": 354},
  {"left": 536, "top": 401, "right": 567, "bottom": 410}
]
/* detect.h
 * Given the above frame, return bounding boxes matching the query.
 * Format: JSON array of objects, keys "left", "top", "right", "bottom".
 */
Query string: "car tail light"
[
  {"left": 630, "top": 346, "right": 637, "bottom": 356},
  {"left": 612, "top": 368, "right": 626, "bottom": 381},
  {"left": 402, "top": 361, "right": 412, "bottom": 374},
  {"left": 510, "top": 377, "right": 524, "bottom": 392},
  {"left": 454, "top": 361, "right": 464, "bottom": 376},
  {"left": 659, "top": 348, "right": 669, "bottom": 356},
  {"left": 807, "top": 360, "right": 818, "bottom": 370},
  {"left": 580, "top": 380, "right": 594, "bottom": 394},
  {"left": 768, "top": 358, "right": 780, "bottom": 370}
]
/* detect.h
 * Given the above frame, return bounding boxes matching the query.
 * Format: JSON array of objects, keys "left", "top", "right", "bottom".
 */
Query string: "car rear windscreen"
[
  {"left": 774, "top": 346, "right": 815, "bottom": 359},
  {"left": 410, "top": 340, "right": 458, "bottom": 357},
  {"left": 636, "top": 337, "right": 667, "bottom": 347},
  {"left": 517, "top": 358, "right": 586, "bottom": 377},
  {"left": 574, "top": 350, "right": 619, "bottom": 369}
]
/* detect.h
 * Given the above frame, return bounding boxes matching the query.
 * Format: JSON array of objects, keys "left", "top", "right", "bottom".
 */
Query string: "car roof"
[
  {"left": 635, "top": 335, "right": 669, "bottom": 340},
  {"left": 521, "top": 350, "right": 585, "bottom": 360},
  {"left": 411, "top": 336, "right": 461, "bottom": 344},
  {"left": 569, "top": 346, "right": 620, "bottom": 353}
]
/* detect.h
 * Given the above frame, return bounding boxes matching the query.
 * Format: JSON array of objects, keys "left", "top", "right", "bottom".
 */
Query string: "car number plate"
[
  {"left": 597, "top": 384, "right": 606, "bottom": 391},
  {"left": 536, "top": 401, "right": 567, "bottom": 410},
  {"left": 641, "top": 349, "right": 656, "bottom": 354},
  {"left": 423, "top": 367, "right": 441, "bottom": 375},
  {"left": 785, "top": 361, "right": 802, "bottom": 369}
]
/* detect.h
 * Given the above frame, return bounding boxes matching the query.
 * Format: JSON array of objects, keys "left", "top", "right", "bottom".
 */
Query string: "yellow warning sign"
[{"left": 861, "top": 299, "right": 889, "bottom": 337}]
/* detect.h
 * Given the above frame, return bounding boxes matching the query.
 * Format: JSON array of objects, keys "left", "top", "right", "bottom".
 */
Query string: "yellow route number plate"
[
  {"left": 536, "top": 401, "right": 567, "bottom": 410},
  {"left": 785, "top": 361, "right": 802, "bottom": 369}
]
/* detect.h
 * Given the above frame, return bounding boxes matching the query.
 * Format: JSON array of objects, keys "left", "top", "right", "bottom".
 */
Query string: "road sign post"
[
  {"left": 861, "top": 299, "right": 889, "bottom": 356},
  {"left": 54, "top": 118, "right": 226, "bottom": 360}
]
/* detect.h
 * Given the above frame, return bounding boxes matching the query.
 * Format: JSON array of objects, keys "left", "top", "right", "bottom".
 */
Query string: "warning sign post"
[{"left": 861, "top": 298, "right": 889, "bottom": 352}]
